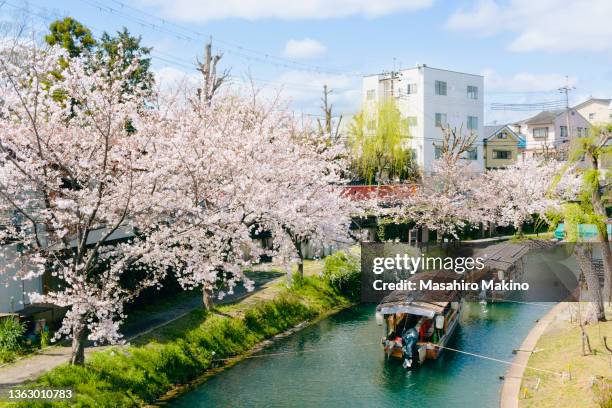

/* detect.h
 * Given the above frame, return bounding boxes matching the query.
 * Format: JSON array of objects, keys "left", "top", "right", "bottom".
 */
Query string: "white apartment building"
[{"left": 362, "top": 65, "right": 485, "bottom": 172}]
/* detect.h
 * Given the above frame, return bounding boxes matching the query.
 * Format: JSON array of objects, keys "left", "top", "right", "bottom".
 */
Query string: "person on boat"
[
  {"left": 418, "top": 319, "right": 433, "bottom": 342},
  {"left": 401, "top": 327, "right": 419, "bottom": 369}
]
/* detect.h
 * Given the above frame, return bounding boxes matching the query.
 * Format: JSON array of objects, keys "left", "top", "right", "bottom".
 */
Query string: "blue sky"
[{"left": 4, "top": 0, "right": 612, "bottom": 124}]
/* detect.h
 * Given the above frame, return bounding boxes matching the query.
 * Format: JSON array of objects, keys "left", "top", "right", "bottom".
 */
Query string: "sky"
[{"left": 3, "top": 0, "right": 612, "bottom": 124}]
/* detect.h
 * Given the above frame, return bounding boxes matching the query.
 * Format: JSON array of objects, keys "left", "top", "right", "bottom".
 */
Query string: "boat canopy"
[{"left": 376, "top": 270, "right": 461, "bottom": 318}]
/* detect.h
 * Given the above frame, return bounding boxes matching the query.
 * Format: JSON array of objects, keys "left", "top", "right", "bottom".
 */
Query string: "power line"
[
  {"left": 80, "top": 0, "right": 359, "bottom": 76},
  {"left": 490, "top": 100, "right": 567, "bottom": 111}
]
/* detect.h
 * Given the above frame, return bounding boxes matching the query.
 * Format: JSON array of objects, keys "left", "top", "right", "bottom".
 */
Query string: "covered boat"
[{"left": 375, "top": 270, "right": 462, "bottom": 369}]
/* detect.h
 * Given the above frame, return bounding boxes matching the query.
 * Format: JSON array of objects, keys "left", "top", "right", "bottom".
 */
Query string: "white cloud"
[
  {"left": 253, "top": 70, "right": 361, "bottom": 115},
  {"left": 283, "top": 38, "right": 327, "bottom": 59},
  {"left": 154, "top": 66, "right": 200, "bottom": 91},
  {"left": 447, "top": 0, "right": 612, "bottom": 52},
  {"left": 138, "top": 0, "right": 433, "bottom": 21},
  {"left": 482, "top": 68, "right": 575, "bottom": 92},
  {"left": 153, "top": 66, "right": 360, "bottom": 116}
]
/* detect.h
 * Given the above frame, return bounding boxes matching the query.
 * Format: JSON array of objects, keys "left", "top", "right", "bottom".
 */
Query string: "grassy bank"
[
  {"left": 9, "top": 275, "right": 351, "bottom": 407},
  {"left": 520, "top": 305, "right": 612, "bottom": 408}
]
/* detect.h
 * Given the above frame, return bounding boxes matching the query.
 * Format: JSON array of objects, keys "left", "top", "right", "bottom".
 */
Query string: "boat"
[{"left": 375, "top": 270, "right": 463, "bottom": 369}]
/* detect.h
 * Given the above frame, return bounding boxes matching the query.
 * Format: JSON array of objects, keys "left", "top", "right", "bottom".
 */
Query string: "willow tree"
[
  {"left": 568, "top": 124, "right": 611, "bottom": 306},
  {"left": 348, "top": 98, "right": 417, "bottom": 184}
]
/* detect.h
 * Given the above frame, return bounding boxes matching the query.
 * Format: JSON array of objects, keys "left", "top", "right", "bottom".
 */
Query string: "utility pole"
[
  {"left": 381, "top": 70, "right": 399, "bottom": 99},
  {"left": 559, "top": 76, "right": 575, "bottom": 142}
]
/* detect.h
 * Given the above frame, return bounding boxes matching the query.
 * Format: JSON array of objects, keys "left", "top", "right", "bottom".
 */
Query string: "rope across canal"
[{"left": 212, "top": 339, "right": 562, "bottom": 377}]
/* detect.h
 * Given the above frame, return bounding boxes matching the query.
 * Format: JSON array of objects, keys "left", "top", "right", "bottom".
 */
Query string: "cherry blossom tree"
[
  {"left": 154, "top": 86, "right": 357, "bottom": 289},
  {"left": 0, "top": 45, "right": 190, "bottom": 364},
  {"left": 379, "top": 126, "right": 481, "bottom": 240},
  {"left": 474, "top": 158, "right": 562, "bottom": 234}
]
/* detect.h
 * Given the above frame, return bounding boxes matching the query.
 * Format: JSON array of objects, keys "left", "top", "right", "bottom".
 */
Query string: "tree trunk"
[
  {"left": 586, "top": 141, "right": 612, "bottom": 303},
  {"left": 295, "top": 240, "right": 304, "bottom": 279},
  {"left": 297, "top": 257, "right": 304, "bottom": 279},
  {"left": 574, "top": 244, "right": 606, "bottom": 323},
  {"left": 70, "top": 322, "right": 87, "bottom": 366},
  {"left": 602, "top": 240, "right": 612, "bottom": 304},
  {"left": 203, "top": 287, "right": 214, "bottom": 311}
]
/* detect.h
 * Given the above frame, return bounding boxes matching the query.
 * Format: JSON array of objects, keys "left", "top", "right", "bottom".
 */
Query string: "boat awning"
[
  {"left": 376, "top": 270, "right": 459, "bottom": 317},
  {"left": 378, "top": 301, "right": 448, "bottom": 318}
]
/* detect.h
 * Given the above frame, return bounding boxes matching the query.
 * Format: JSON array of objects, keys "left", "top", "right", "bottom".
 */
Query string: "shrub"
[
  {"left": 20, "top": 276, "right": 350, "bottom": 406},
  {"left": 0, "top": 316, "right": 25, "bottom": 353},
  {"left": 322, "top": 251, "right": 360, "bottom": 299},
  {"left": 594, "top": 379, "right": 612, "bottom": 408}
]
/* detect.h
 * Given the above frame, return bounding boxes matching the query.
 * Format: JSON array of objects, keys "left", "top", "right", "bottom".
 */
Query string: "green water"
[{"left": 171, "top": 302, "right": 552, "bottom": 408}]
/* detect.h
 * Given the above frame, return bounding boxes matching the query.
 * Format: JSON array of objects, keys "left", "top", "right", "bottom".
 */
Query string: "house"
[
  {"left": 512, "top": 109, "right": 590, "bottom": 158},
  {"left": 573, "top": 98, "right": 611, "bottom": 125},
  {"left": 362, "top": 65, "right": 485, "bottom": 172},
  {"left": 483, "top": 125, "right": 524, "bottom": 168}
]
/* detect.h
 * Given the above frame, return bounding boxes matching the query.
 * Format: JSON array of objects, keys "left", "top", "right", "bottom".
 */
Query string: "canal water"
[{"left": 171, "top": 302, "right": 551, "bottom": 408}]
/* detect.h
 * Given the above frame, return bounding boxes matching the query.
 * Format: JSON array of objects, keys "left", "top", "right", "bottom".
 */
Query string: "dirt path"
[{"left": 0, "top": 269, "right": 282, "bottom": 387}]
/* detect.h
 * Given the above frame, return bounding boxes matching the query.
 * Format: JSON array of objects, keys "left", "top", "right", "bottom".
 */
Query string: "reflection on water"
[{"left": 171, "top": 302, "right": 551, "bottom": 408}]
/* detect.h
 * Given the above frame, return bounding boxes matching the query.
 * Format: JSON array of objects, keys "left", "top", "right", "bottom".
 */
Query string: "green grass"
[
  {"left": 10, "top": 276, "right": 350, "bottom": 407},
  {"left": 510, "top": 232, "right": 554, "bottom": 242},
  {"left": 520, "top": 306, "right": 612, "bottom": 408}
]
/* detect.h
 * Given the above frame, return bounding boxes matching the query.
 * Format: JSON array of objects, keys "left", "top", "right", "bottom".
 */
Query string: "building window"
[
  {"left": 410, "top": 149, "right": 417, "bottom": 161},
  {"left": 435, "top": 80, "right": 447, "bottom": 96},
  {"left": 497, "top": 131, "right": 507, "bottom": 139},
  {"left": 467, "top": 85, "right": 478, "bottom": 99},
  {"left": 494, "top": 150, "right": 511, "bottom": 159},
  {"left": 367, "top": 120, "right": 376, "bottom": 131},
  {"left": 406, "top": 116, "right": 417, "bottom": 126},
  {"left": 366, "top": 89, "right": 375, "bottom": 100},
  {"left": 434, "top": 146, "right": 443, "bottom": 159},
  {"left": 533, "top": 127, "right": 548, "bottom": 139},
  {"left": 589, "top": 113, "right": 595, "bottom": 120},
  {"left": 467, "top": 116, "right": 478, "bottom": 130},
  {"left": 466, "top": 147, "right": 477, "bottom": 160},
  {"left": 435, "top": 113, "right": 447, "bottom": 128},
  {"left": 560, "top": 126, "right": 568, "bottom": 138},
  {"left": 406, "top": 83, "right": 417, "bottom": 94}
]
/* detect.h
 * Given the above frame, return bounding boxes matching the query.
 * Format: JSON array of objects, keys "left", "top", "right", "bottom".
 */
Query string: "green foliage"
[
  {"left": 0, "top": 316, "right": 25, "bottom": 353},
  {"left": 45, "top": 19, "right": 154, "bottom": 100},
  {"left": 96, "top": 28, "right": 154, "bottom": 96},
  {"left": 348, "top": 99, "right": 418, "bottom": 184},
  {"left": 560, "top": 124, "right": 611, "bottom": 241},
  {"left": 20, "top": 277, "right": 348, "bottom": 407},
  {"left": 322, "top": 251, "right": 361, "bottom": 299},
  {"left": 40, "top": 328, "right": 51, "bottom": 349},
  {"left": 45, "top": 17, "right": 96, "bottom": 58}
]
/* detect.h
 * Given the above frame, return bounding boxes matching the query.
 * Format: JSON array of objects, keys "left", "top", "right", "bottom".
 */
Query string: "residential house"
[
  {"left": 511, "top": 109, "right": 590, "bottom": 158},
  {"left": 362, "top": 65, "right": 485, "bottom": 172},
  {"left": 573, "top": 98, "right": 611, "bottom": 125},
  {"left": 483, "top": 125, "right": 524, "bottom": 169}
]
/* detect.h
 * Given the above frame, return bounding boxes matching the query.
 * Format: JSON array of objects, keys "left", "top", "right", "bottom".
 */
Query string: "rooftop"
[
  {"left": 572, "top": 97, "right": 612, "bottom": 110},
  {"left": 519, "top": 109, "right": 565, "bottom": 125},
  {"left": 363, "top": 64, "right": 483, "bottom": 78}
]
